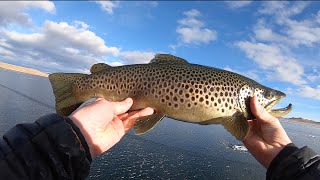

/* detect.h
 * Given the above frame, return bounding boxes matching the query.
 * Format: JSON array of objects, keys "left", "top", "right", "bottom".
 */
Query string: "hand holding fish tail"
[
  {"left": 69, "top": 98, "right": 154, "bottom": 158},
  {"left": 243, "top": 96, "right": 292, "bottom": 168}
]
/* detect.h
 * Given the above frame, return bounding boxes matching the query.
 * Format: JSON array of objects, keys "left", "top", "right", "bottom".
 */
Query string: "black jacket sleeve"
[
  {"left": 267, "top": 143, "right": 320, "bottom": 180},
  {"left": 0, "top": 114, "right": 92, "bottom": 180}
]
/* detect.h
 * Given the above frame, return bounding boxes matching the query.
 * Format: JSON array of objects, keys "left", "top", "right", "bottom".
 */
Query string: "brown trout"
[{"left": 49, "top": 54, "right": 292, "bottom": 140}]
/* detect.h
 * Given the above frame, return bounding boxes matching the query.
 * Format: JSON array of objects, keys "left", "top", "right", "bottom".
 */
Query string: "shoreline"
[
  {"left": 282, "top": 118, "right": 320, "bottom": 126},
  {"left": 0, "top": 62, "right": 48, "bottom": 77}
]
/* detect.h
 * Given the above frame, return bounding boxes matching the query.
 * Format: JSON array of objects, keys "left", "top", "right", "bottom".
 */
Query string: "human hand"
[
  {"left": 243, "top": 96, "right": 292, "bottom": 168},
  {"left": 69, "top": 98, "right": 154, "bottom": 158}
]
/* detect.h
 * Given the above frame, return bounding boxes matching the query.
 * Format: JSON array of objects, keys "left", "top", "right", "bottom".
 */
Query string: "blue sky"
[{"left": 0, "top": 1, "right": 319, "bottom": 121}]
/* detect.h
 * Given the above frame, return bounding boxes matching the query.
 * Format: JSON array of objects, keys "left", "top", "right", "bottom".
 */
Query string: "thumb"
[
  {"left": 251, "top": 96, "right": 277, "bottom": 124},
  {"left": 111, "top": 98, "right": 133, "bottom": 115}
]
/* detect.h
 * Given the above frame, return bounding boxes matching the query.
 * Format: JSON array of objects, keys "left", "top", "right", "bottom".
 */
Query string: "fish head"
[
  {"left": 253, "top": 86, "right": 292, "bottom": 118},
  {"left": 238, "top": 84, "right": 292, "bottom": 119}
]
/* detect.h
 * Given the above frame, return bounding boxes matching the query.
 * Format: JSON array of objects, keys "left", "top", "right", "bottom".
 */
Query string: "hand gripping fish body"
[{"left": 49, "top": 54, "right": 292, "bottom": 140}]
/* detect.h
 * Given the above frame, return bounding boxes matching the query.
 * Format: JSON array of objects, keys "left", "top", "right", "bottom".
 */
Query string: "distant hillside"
[
  {"left": 0, "top": 62, "right": 48, "bottom": 77},
  {"left": 284, "top": 117, "right": 320, "bottom": 125}
]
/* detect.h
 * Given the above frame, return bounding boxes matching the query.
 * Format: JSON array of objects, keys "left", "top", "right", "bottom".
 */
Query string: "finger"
[
  {"left": 111, "top": 98, "right": 133, "bottom": 115},
  {"left": 118, "top": 113, "right": 129, "bottom": 119},
  {"left": 118, "top": 109, "right": 152, "bottom": 121},
  {"left": 109, "top": 116, "right": 126, "bottom": 137},
  {"left": 136, "top": 107, "right": 154, "bottom": 117},
  {"left": 127, "top": 107, "right": 155, "bottom": 118},
  {"left": 251, "top": 96, "right": 277, "bottom": 124},
  {"left": 123, "top": 107, "right": 154, "bottom": 124}
]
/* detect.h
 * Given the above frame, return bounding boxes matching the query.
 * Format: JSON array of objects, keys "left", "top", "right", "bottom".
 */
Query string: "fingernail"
[
  {"left": 145, "top": 107, "right": 155, "bottom": 114},
  {"left": 125, "top": 98, "right": 133, "bottom": 104}
]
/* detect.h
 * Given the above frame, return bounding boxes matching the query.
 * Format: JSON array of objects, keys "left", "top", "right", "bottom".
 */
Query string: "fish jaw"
[
  {"left": 269, "top": 103, "right": 292, "bottom": 117},
  {"left": 264, "top": 98, "right": 281, "bottom": 111},
  {"left": 264, "top": 96, "right": 292, "bottom": 118}
]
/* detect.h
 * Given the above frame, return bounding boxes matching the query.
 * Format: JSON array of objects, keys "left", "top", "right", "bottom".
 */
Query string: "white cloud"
[
  {"left": 98, "top": 51, "right": 156, "bottom": 67},
  {"left": 257, "top": 1, "right": 318, "bottom": 47},
  {"left": 0, "top": 18, "right": 158, "bottom": 73},
  {"left": 307, "top": 75, "right": 319, "bottom": 82},
  {"left": 183, "top": 9, "right": 201, "bottom": 17},
  {"left": 73, "top": 20, "right": 89, "bottom": 30},
  {"left": 306, "top": 68, "right": 320, "bottom": 82},
  {"left": 253, "top": 19, "right": 289, "bottom": 44},
  {"left": 236, "top": 41, "right": 306, "bottom": 85},
  {"left": 0, "top": 1, "right": 158, "bottom": 73},
  {"left": 316, "top": 11, "right": 320, "bottom": 24},
  {"left": 176, "top": 28, "right": 216, "bottom": 45},
  {"left": 225, "top": 1, "right": 252, "bottom": 9},
  {"left": 254, "top": 16, "right": 320, "bottom": 48},
  {"left": 2, "top": 21, "right": 119, "bottom": 55},
  {"left": 0, "top": 1, "right": 55, "bottom": 26},
  {"left": 96, "top": 1, "right": 119, "bottom": 14},
  {"left": 0, "top": 47, "right": 14, "bottom": 56},
  {"left": 0, "top": 20, "right": 120, "bottom": 73},
  {"left": 298, "top": 86, "right": 320, "bottom": 100},
  {"left": 178, "top": 16, "right": 203, "bottom": 27},
  {"left": 173, "top": 9, "right": 217, "bottom": 48},
  {"left": 119, "top": 51, "right": 155, "bottom": 64},
  {"left": 259, "top": 1, "right": 309, "bottom": 22},
  {"left": 285, "top": 19, "right": 320, "bottom": 47},
  {"left": 257, "top": 1, "right": 320, "bottom": 48},
  {"left": 235, "top": 1, "right": 320, "bottom": 101}
]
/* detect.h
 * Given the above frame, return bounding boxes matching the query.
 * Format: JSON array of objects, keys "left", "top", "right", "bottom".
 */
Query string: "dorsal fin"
[
  {"left": 149, "top": 54, "right": 189, "bottom": 64},
  {"left": 90, "top": 63, "right": 112, "bottom": 73}
]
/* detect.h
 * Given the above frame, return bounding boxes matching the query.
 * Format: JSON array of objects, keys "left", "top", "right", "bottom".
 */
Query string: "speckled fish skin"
[
  {"left": 49, "top": 54, "right": 292, "bottom": 140},
  {"left": 77, "top": 64, "right": 254, "bottom": 121}
]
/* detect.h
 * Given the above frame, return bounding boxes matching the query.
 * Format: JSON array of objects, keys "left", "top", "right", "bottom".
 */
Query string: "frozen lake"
[{"left": 0, "top": 68, "right": 319, "bottom": 179}]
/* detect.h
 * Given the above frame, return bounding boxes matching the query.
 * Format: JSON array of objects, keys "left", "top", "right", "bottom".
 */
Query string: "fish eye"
[{"left": 264, "top": 91, "right": 275, "bottom": 100}]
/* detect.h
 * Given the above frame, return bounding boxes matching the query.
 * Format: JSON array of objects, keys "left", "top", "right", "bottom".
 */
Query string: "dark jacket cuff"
[
  {"left": 65, "top": 118, "right": 92, "bottom": 162},
  {"left": 36, "top": 114, "right": 92, "bottom": 162},
  {"left": 267, "top": 143, "right": 299, "bottom": 178},
  {"left": 267, "top": 143, "right": 320, "bottom": 179},
  {"left": 0, "top": 113, "right": 92, "bottom": 179}
]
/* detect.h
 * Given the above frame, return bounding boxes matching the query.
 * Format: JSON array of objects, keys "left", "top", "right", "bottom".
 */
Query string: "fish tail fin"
[
  {"left": 49, "top": 73, "right": 87, "bottom": 116},
  {"left": 222, "top": 112, "right": 249, "bottom": 141}
]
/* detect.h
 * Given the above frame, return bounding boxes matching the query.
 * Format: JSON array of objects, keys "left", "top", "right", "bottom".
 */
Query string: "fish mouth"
[{"left": 264, "top": 99, "right": 292, "bottom": 118}]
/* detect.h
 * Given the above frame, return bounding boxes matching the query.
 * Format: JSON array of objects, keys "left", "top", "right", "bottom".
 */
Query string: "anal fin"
[
  {"left": 222, "top": 112, "right": 249, "bottom": 141},
  {"left": 133, "top": 113, "right": 165, "bottom": 135}
]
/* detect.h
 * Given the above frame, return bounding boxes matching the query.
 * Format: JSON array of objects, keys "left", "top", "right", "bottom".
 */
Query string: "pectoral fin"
[
  {"left": 133, "top": 113, "right": 165, "bottom": 135},
  {"left": 222, "top": 112, "right": 249, "bottom": 141}
]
